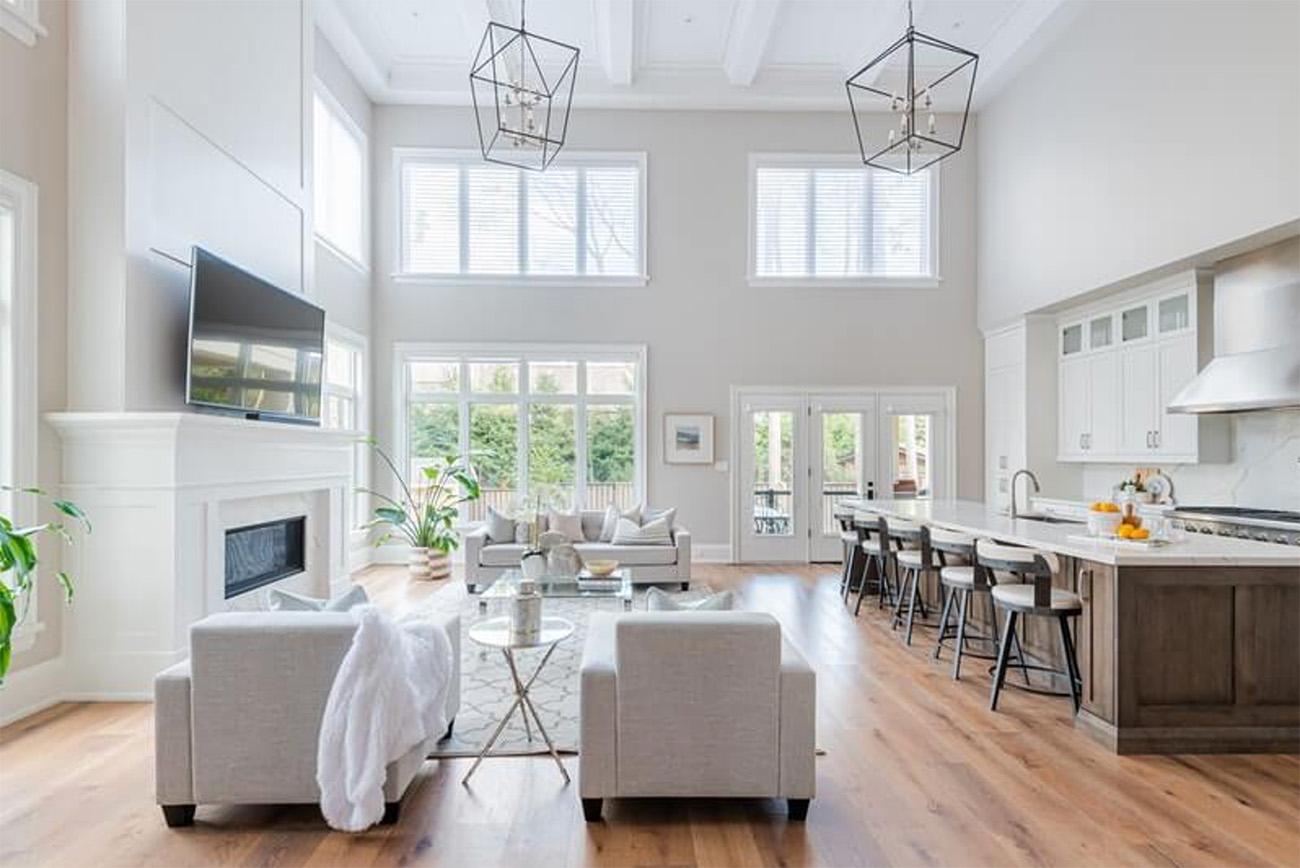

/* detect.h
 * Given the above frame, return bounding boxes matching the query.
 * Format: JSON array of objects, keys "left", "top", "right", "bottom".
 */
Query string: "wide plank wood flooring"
[{"left": 2, "top": 564, "right": 1297, "bottom": 867}]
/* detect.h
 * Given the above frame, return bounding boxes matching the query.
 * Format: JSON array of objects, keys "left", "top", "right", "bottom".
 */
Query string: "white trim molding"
[
  {"left": 0, "top": 0, "right": 46, "bottom": 47},
  {"left": 1, "top": 168, "right": 42, "bottom": 651}
]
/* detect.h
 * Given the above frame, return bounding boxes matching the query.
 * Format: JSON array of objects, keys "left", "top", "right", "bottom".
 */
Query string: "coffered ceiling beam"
[
  {"left": 722, "top": 0, "right": 782, "bottom": 87},
  {"left": 592, "top": 0, "right": 635, "bottom": 85}
]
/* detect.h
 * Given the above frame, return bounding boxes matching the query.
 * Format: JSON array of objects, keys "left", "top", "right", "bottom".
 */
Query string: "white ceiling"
[{"left": 316, "top": 0, "right": 1070, "bottom": 110}]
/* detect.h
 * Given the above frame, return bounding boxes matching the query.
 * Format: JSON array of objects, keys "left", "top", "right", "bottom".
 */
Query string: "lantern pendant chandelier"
[
  {"left": 469, "top": 0, "right": 579, "bottom": 172},
  {"left": 845, "top": 0, "right": 978, "bottom": 175}
]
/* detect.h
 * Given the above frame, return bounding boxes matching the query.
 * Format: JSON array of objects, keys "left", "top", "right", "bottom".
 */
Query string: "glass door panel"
[
  {"left": 739, "top": 398, "right": 807, "bottom": 563},
  {"left": 808, "top": 397, "right": 878, "bottom": 562},
  {"left": 751, "top": 409, "right": 794, "bottom": 537}
]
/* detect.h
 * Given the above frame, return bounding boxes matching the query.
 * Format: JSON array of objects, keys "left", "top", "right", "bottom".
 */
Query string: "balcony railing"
[
  {"left": 751, "top": 484, "right": 861, "bottom": 536},
  {"left": 456, "top": 483, "right": 637, "bottom": 523}
]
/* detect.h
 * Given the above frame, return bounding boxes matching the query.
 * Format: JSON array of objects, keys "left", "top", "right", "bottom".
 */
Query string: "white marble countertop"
[{"left": 843, "top": 498, "right": 1300, "bottom": 568}]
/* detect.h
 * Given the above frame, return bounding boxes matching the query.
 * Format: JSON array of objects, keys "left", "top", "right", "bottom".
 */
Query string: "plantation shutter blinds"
[
  {"left": 753, "top": 162, "right": 932, "bottom": 279},
  {"left": 399, "top": 153, "right": 643, "bottom": 279}
]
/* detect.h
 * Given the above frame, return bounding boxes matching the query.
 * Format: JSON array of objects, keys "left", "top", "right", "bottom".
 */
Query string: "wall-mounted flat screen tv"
[{"left": 186, "top": 247, "right": 324, "bottom": 425}]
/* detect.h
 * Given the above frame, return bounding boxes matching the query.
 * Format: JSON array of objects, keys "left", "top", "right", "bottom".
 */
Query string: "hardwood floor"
[{"left": 2, "top": 564, "right": 1298, "bottom": 867}]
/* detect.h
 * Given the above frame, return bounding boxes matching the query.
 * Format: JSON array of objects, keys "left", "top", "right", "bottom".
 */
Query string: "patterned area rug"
[{"left": 429, "top": 586, "right": 711, "bottom": 758}]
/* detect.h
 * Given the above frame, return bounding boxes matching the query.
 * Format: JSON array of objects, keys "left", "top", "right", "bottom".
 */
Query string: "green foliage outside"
[{"left": 407, "top": 368, "right": 634, "bottom": 508}]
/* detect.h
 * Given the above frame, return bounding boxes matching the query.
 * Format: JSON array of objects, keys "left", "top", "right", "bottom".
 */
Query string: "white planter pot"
[
  {"left": 428, "top": 551, "right": 451, "bottom": 580},
  {"left": 408, "top": 547, "right": 433, "bottom": 581}
]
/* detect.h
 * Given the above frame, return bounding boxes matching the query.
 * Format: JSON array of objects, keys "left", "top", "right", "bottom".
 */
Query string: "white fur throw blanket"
[{"left": 317, "top": 605, "right": 453, "bottom": 831}]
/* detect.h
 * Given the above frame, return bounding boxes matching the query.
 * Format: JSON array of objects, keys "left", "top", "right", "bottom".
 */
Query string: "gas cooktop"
[{"left": 1169, "top": 505, "right": 1300, "bottom": 545}]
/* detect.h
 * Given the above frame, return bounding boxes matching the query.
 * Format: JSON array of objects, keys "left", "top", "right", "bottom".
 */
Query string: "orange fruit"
[{"left": 1131, "top": 528, "right": 1150, "bottom": 540}]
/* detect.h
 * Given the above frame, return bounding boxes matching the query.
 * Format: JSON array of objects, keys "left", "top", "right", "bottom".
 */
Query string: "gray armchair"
[
  {"left": 579, "top": 611, "right": 816, "bottom": 821},
  {"left": 154, "top": 610, "right": 460, "bottom": 827}
]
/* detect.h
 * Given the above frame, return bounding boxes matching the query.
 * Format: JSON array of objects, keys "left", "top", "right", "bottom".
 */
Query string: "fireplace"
[{"left": 225, "top": 516, "right": 307, "bottom": 599}]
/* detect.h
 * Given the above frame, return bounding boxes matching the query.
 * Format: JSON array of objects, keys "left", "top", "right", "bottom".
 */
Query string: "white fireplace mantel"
[{"left": 44, "top": 412, "right": 355, "bottom": 698}]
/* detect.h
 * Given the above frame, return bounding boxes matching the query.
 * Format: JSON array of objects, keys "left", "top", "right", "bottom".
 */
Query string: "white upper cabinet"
[{"left": 1056, "top": 271, "right": 1225, "bottom": 464}]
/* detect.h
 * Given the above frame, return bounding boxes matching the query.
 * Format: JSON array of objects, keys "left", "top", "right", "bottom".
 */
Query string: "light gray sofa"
[
  {"left": 154, "top": 609, "right": 460, "bottom": 827},
  {"left": 579, "top": 611, "right": 816, "bottom": 821},
  {"left": 463, "top": 509, "right": 691, "bottom": 592}
]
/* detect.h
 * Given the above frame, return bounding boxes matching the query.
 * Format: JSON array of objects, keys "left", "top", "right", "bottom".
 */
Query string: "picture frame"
[{"left": 664, "top": 414, "right": 714, "bottom": 464}]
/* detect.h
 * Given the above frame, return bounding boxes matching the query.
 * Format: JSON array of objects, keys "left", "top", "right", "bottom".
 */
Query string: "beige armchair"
[
  {"left": 154, "top": 610, "right": 460, "bottom": 827},
  {"left": 578, "top": 611, "right": 816, "bottom": 821}
]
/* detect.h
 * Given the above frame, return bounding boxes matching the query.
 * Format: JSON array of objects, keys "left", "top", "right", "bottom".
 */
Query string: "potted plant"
[
  {"left": 1, "top": 486, "right": 90, "bottom": 681},
  {"left": 359, "top": 439, "right": 482, "bottom": 581}
]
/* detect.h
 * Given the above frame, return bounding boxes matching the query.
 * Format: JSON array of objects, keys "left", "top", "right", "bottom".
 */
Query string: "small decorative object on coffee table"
[{"left": 463, "top": 615, "right": 574, "bottom": 786}]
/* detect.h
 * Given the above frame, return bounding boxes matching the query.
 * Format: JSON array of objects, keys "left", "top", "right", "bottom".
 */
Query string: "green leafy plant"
[
  {"left": 0, "top": 486, "right": 91, "bottom": 682},
  {"left": 358, "top": 438, "right": 482, "bottom": 554}
]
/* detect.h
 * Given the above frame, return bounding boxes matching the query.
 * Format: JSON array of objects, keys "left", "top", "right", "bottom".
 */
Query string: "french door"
[{"left": 735, "top": 388, "right": 951, "bottom": 563}]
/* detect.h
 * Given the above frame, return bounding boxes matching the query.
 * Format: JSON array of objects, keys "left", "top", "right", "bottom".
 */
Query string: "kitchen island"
[{"left": 845, "top": 498, "right": 1300, "bottom": 755}]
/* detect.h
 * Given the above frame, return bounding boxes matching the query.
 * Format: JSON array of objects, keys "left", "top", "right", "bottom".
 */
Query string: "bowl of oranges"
[
  {"left": 1087, "top": 501, "right": 1123, "bottom": 537},
  {"left": 1115, "top": 522, "right": 1151, "bottom": 542}
]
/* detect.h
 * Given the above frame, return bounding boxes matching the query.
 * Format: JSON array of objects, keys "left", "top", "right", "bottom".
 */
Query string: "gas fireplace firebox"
[{"left": 225, "top": 516, "right": 306, "bottom": 598}]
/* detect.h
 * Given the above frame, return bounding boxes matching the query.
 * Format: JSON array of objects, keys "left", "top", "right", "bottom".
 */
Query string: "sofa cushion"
[
  {"left": 485, "top": 507, "right": 517, "bottom": 544},
  {"left": 642, "top": 506, "right": 677, "bottom": 529},
  {"left": 646, "top": 588, "right": 735, "bottom": 611},
  {"left": 575, "top": 542, "right": 678, "bottom": 566},
  {"left": 481, "top": 544, "right": 527, "bottom": 567},
  {"left": 547, "top": 509, "right": 585, "bottom": 543},
  {"left": 612, "top": 516, "right": 673, "bottom": 546},
  {"left": 267, "top": 584, "right": 368, "bottom": 612},
  {"left": 598, "top": 504, "right": 641, "bottom": 542}
]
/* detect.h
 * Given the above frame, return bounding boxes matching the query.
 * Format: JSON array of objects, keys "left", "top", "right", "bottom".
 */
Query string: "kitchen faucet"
[{"left": 1010, "top": 469, "right": 1041, "bottom": 520}]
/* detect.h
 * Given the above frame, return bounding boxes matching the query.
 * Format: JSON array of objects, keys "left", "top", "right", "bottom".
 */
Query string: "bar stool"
[
  {"left": 836, "top": 512, "right": 866, "bottom": 602},
  {"left": 931, "top": 530, "right": 1014, "bottom": 680},
  {"left": 887, "top": 519, "right": 933, "bottom": 642},
  {"left": 852, "top": 515, "right": 892, "bottom": 616},
  {"left": 978, "top": 541, "right": 1083, "bottom": 713}
]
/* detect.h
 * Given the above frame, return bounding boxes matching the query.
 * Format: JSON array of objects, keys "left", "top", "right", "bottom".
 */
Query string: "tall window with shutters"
[
  {"left": 313, "top": 87, "right": 367, "bottom": 269},
  {"left": 395, "top": 150, "right": 646, "bottom": 285},
  {"left": 749, "top": 155, "right": 938, "bottom": 286}
]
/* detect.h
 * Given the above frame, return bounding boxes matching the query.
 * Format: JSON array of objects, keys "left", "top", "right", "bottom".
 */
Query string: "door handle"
[
  {"left": 1145, "top": 430, "right": 1152, "bottom": 448},
  {"left": 1154, "top": 430, "right": 1161, "bottom": 448},
  {"left": 1080, "top": 569, "right": 1092, "bottom": 601}
]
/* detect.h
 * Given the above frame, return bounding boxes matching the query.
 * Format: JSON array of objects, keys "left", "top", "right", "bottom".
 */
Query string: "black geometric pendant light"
[
  {"left": 469, "top": 0, "right": 579, "bottom": 172},
  {"left": 846, "top": 0, "right": 977, "bottom": 175}
]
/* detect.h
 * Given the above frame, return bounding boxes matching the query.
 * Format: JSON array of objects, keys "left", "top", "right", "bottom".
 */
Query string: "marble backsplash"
[{"left": 1081, "top": 409, "right": 1300, "bottom": 510}]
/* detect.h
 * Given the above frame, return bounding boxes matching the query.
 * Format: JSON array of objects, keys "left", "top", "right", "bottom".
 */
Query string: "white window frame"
[
  {"left": 312, "top": 83, "right": 370, "bottom": 273},
  {"left": 747, "top": 153, "right": 941, "bottom": 289},
  {"left": 392, "top": 148, "right": 649, "bottom": 288},
  {"left": 1, "top": 168, "right": 42, "bottom": 652},
  {"left": 392, "top": 342, "right": 647, "bottom": 518},
  {"left": 323, "top": 324, "right": 369, "bottom": 534},
  {"left": 0, "top": 0, "right": 46, "bottom": 47}
]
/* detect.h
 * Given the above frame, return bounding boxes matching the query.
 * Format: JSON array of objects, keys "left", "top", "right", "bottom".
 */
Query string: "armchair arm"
[
  {"left": 462, "top": 525, "right": 490, "bottom": 587},
  {"left": 779, "top": 640, "right": 816, "bottom": 799},
  {"left": 155, "top": 660, "right": 195, "bottom": 806},
  {"left": 579, "top": 613, "right": 618, "bottom": 798},
  {"left": 673, "top": 526, "right": 692, "bottom": 579}
]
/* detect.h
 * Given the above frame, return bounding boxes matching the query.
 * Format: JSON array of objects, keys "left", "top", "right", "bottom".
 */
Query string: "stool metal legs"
[{"left": 989, "top": 610, "right": 1082, "bottom": 713}]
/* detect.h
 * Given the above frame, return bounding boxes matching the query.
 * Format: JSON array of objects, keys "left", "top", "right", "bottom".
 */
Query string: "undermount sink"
[{"left": 1012, "top": 513, "right": 1084, "bottom": 525}]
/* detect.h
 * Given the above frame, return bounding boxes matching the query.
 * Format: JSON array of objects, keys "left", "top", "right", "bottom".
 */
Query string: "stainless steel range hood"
[{"left": 1169, "top": 237, "right": 1300, "bottom": 414}]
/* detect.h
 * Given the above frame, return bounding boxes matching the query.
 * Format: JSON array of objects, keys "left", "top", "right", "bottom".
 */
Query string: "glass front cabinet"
[{"left": 1056, "top": 271, "right": 1226, "bottom": 464}]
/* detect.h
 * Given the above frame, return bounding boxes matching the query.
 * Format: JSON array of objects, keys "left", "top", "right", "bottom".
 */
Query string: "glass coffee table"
[{"left": 477, "top": 568, "right": 633, "bottom": 613}]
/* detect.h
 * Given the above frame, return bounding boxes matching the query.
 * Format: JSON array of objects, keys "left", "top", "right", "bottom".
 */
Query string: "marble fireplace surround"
[{"left": 45, "top": 412, "right": 354, "bottom": 698}]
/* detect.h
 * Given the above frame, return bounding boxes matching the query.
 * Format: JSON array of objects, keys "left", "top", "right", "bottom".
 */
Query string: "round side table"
[{"left": 461, "top": 615, "right": 575, "bottom": 786}]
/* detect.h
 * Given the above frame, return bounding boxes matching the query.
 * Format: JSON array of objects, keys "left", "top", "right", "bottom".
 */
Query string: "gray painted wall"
[
  {"left": 1, "top": 0, "right": 68, "bottom": 671},
  {"left": 976, "top": 0, "right": 1300, "bottom": 330},
  {"left": 370, "top": 106, "right": 985, "bottom": 549}
]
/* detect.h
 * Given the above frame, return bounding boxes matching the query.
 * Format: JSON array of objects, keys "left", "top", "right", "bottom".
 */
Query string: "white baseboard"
[
  {"left": 0, "top": 654, "right": 68, "bottom": 727},
  {"left": 371, "top": 544, "right": 465, "bottom": 566},
  {"left": 693, "top": 543, "right": 732, "bottom": 563}
]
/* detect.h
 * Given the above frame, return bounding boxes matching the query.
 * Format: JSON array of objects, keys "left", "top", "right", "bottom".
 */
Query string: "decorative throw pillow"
[
  {"left": 611, "top": 515, "right": 673, "bottom": 546},
  {"left": 268, "top": 584, "right": 369, "bottom": 612},
  {"left": 646, "top": 587, "right": 735, "bottom": 611},
  {"left": 547, "top": 509, "right": 585, "bottom": 543},
  {"left": 642, "top": 506, "right": 677, "bottom": 529},
  {"left": 599, "top": 504, "right": 642, "bottom": 542},
  {"left": 485, "top": 507, "right": 516, "bottom": 544}
]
